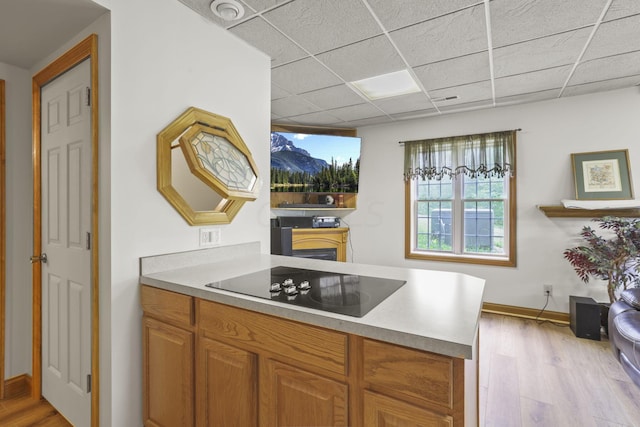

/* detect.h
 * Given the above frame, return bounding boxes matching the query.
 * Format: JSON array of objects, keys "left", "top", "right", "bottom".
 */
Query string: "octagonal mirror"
[{"left": 157, "top": 107, "right": 259, "bottom": 225}]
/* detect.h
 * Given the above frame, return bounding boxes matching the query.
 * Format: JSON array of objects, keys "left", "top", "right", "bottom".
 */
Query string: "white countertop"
[{"left": 139, "top": 252, "right": 485, "bottom": 359}]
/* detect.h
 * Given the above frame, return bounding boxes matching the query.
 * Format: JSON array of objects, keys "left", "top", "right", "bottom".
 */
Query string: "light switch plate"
[{"left": 199, "top": 228, "right": 221, "bottom": 246}]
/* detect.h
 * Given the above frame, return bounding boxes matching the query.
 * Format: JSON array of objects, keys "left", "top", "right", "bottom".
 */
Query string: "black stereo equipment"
[
  {"left": 277, "top": 216, "right": 314, "bottom": 229},
  {"left": 312, "top": 216, "right": 340, "bottom": 228},
  {"left": 569, "top": 295, "right": 601, "bottom": 341}
]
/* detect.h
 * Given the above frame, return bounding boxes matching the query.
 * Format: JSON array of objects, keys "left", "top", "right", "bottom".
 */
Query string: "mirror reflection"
[
  {"left": 170, "top": 141, "right": 229, "bottom": 212},
  {"left": 157, "top": 107, "right": 259, "bottom": 225}
]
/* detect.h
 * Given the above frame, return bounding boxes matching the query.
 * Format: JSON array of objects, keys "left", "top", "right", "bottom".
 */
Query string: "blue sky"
[{"left": 277, "top": 132, "right": 361, "bottom": 165}]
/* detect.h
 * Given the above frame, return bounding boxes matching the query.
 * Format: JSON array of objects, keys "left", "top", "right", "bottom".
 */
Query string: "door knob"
[{"left": 30, "top": 253, "right": 48, "bottom": 264}]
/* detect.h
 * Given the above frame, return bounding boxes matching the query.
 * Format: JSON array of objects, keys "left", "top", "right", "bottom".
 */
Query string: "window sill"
[{"left": 406, "top": 250, "right": 515, "bottom": 267}]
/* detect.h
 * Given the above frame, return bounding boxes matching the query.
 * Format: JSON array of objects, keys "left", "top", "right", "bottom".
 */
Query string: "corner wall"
[
  {"left": 352, "top": 87, "right": 640, "bottom": 313},
  {"left": 108, "top": 0, "right": 271, "bottom": 425},
  {"left": 0, "top": 62, "right": 32, "bottom": 379}
]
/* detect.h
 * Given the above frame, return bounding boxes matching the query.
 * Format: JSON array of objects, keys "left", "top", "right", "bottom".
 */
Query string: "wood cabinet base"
[{"left": 141, "top": 285, "right": 477, "bottom": 426}]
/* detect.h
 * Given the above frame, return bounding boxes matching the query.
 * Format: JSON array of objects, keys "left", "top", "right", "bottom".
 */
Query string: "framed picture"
[{"left": 571, "top": 149, "right": 633, "bottom": 200}]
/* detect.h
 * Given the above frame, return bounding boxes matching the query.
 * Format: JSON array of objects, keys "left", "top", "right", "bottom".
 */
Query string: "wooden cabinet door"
[
  {"left": 262, "top": 359, "right": 348, "bottom": 427},
  {"left": 196, "top": 337, "right": 258, "bottom": 427},
  {"left": 143, "top": 316, "right": 194, "bottom": 427},
  {"left": 363, "top": 391, "right": 453, "bottom": 427}
]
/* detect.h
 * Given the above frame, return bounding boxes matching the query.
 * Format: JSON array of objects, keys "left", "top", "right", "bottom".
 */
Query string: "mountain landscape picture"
[{"left": 270, "top": 132, "right": 361, "bottom": 193}]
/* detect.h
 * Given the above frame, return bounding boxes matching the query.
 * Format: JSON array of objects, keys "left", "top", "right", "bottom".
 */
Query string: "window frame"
[{"left": 405, "top": 168, "right": 517, "bottom": 267}]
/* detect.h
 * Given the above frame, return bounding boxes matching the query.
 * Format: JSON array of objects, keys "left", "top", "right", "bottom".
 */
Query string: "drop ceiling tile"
[
  {"left": 299, "top": 85, "right": 364, "bottom": 110},
  {"left": 490, "top": 0, "right": 605, "bottom": 48},
  {"left": 562, "top": 75, "right": 640, "bottom": 96},
  {"left": 495, "top": 89, "right": 561, "bottom": 106},
  {"left": 495, "top": 65, "right": 572, "bottom": 98},
  {"left": 563, "top": 75, "right": 640, "bottom": 97},
  {"left": 604, "top": 0, "right": 640, "bottom": 21},
  {"left": 229, "top": 17, "right": 307, "bottom": 66},
  {"left": 272, "top": 117, "right": 306, "bottom": 125},
  {"left": 287, "top": 111, "right": 343, "bottom": 125},
  {"left": 271, "top": 95, "right": 320, "bottom": 117},
  {"left": 437, "top": 99, "right": 494, "bottom": 113},
  {"left": 332, "top": 115, "right": 391, "bottom": 128},
  {"left": 373, "top": 92, "right": 435, "bottom": 115},
  {"left": 327, "top": 103, "right": 387, "bottom": 122},
  {"left": 263, "top": 0, "right": 381, "bottom": 54},
  {"left": 413, "top": 52, "right": 490, "bottom": 91},
  {"left": 493, "top": 28, "right": 591, "bottom": 78},
  {"left": 391, "top": 5, "right": 487, "bottom": 66},
  {"left": 316, "top": 35, "right": 405, "bottom": 82},
  {"left": 241, "top": 0, "right": 291, "bottom": 13},
  {"left": 391, "top": 109, "right": 441, "bottom": 121},
  {"left": 271, "top": 83, "right": 291, "bottom": 100},
  {"left": 428, "top": 81, "right": 493, "bottom": 105},
  {"left": 571, "top": 50, "right": 640, "bottom": 85},
  {"left": 366, "top": 0, "right": 481, "bottom": 31},
  {"left": 388, "top": 111, "right": 437, "bottom": 123},
  {"left": 583, "top": 14, "right": 640, "bottom": 60},
  {"left": 271, "top": 57, "right": 342, "bottom": 94}
]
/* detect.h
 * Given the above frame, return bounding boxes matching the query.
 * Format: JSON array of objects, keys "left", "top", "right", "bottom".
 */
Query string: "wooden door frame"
[
  {"left": 0, "top": 79, "right": 6, "bottom": 400},
  {"left": 32, "top": 34, "right": 100, "bottom": 426}
]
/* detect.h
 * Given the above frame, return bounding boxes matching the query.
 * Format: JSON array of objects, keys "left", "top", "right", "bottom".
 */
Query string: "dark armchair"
[{"left": 609, "top": 288, "right": 640, "bottom": 388}]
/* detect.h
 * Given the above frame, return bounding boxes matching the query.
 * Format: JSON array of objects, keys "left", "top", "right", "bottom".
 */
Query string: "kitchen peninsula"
[{"left": 139, "top": 242, "right": 485, "bottom": 427}]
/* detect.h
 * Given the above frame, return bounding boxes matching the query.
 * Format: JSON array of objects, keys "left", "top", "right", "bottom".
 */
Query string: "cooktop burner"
[{"left": 205, "top": 266, "right": 406, "bottom": 317}]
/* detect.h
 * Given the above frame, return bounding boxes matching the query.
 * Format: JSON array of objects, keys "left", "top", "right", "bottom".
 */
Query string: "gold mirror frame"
[{"left": 157, "top": 107, "right": 259, "bottom": 225}]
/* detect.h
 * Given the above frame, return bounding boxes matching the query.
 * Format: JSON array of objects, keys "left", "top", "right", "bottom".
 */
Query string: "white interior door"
[{"left": 41, "top": 58, "right": 92, "bottom": 427}]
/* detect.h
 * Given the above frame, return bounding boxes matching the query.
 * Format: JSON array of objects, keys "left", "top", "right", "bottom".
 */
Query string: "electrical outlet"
[
  {"left": 199, "top": 228, "right": 221, "bottom": 247},
  {"left": 543, "top": 284, "right": 553, "bottom": 296}
]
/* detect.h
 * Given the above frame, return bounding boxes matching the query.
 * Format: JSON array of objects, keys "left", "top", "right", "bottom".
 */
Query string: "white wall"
[
  {"left": 0, "top": 62, "right": 32, "bottom": 379},
  {"left": 107, "top": 0, "right": 271, "bottom": 425},
  {"left": 352, "top": 87, "right": 640, "bottom": 313}
]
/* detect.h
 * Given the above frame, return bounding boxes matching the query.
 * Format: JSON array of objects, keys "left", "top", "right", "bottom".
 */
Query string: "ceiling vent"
[{"left": 210, "top": 0, "right": 245, "bottom": 21}]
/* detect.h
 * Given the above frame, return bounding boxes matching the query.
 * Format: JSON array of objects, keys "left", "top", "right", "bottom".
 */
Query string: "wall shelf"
[
  {"left": 271, "top": 192, "right": 357, "bottom": 212},
  {"left": 271, "top": 208, "right": 355, "bottom": 219},
  {"left": 538, "top": 205, "right": 640, "bottom": 218}
]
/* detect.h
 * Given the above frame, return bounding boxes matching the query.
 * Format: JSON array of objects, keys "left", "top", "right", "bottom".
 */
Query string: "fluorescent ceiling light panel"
[{"left": 351, "top": 70, "right": 421, "bottom": 100}]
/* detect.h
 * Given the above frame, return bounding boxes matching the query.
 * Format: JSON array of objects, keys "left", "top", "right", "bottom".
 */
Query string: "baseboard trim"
[
  {"left": 4, "top": 374, "right": 32, "bottom": 399},
  {"left": 482, "top": 302, "right": 570, "bottom": 324}
]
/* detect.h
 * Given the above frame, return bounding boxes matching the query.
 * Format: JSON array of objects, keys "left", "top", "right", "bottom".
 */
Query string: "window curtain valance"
[{"left": 403, "top": 130, "right": 516, "bottom": 181}]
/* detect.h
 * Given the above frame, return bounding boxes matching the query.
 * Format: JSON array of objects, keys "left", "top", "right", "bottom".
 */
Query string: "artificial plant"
[{"left": 564, "top": 216, "right": 640, "bottom": 303}]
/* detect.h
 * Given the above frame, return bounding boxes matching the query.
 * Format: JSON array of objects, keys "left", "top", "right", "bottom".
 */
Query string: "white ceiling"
[
  {"left": 1, "top": 0, "right": 638, "bottom": 129},
  {"left": 179, "top": 0, "right": 640, "bottom": 128},
  {"left": 0, "top": 0, "right": 108, "bottom": 70}
]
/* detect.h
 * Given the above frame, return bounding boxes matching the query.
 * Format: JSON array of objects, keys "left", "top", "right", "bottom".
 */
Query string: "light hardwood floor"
[
  {"left": 1, "top": 312, "right": 637, "bottom": 426},
  {"left": 480, "top": 313, "right": 640, "bottom": 427},
  {"left": 0, "top": 392, "right": 71, "bottom": 426}
]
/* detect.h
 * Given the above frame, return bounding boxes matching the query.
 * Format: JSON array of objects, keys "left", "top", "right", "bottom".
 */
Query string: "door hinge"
[
  {"left": 85, "top": 87, "right": 91, "bottom": 107},
  {"left": 86, "top": 232, "right": 91, "bottom": 250},
  {"left": 87, "top": 374, "right": 92, "bottom": 393}
]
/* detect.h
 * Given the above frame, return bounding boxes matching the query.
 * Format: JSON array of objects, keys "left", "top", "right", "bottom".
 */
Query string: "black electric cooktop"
[{"left": 205, "top": 266, "right": 406, "bottom": 318}]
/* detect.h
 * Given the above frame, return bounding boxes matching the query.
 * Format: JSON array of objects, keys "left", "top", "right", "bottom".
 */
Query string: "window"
[{"left": 404, "top": 131, "right": 516, "bottom": 266}]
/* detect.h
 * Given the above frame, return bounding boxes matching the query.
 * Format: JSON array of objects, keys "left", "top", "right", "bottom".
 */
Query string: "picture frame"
[{"left": 571, "top": 149, "right": 633, "bottom": 200}]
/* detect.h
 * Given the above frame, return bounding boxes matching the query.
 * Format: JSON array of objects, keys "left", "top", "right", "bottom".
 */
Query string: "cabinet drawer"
[
  {"left": 141, "top": 285, "right": 193, "bottom": 327},
  {"left": 198, "top": 299, "right": 347, "bottom": 376},
  {"left": 363, "top": 339, "right": 456, "bottom": 409},
  {"left": 364, "top": 390, "right": 453, "bottom": 427}
]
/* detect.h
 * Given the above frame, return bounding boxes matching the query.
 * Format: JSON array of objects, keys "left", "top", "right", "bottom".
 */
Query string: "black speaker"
[
  {"left": 569, "top": 295, "right": 601, "bottom": 341},
  {"left": 271, "top": 227, "right": 292, "bottom": 256}
]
